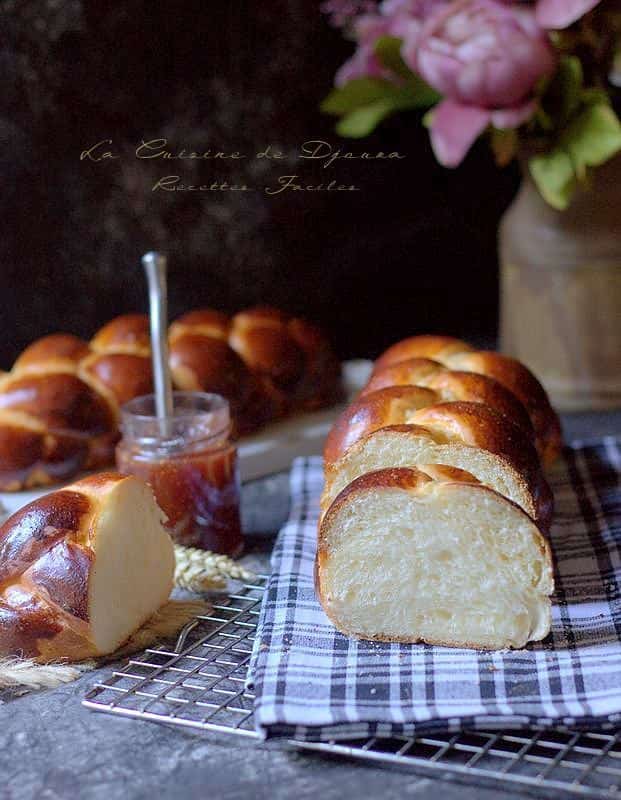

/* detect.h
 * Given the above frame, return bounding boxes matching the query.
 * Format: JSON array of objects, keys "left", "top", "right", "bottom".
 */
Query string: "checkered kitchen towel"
[{"left": 248, "top": 438, "right": 621, "bottom": 741}]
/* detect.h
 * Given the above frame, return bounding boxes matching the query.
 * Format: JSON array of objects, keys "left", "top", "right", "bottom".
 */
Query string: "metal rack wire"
[
  {"left": 83, "top": 579, "right": 621, "bottom": 799},
  {"left": 83, "top": 578, "right": 266, "bottom": 736}
]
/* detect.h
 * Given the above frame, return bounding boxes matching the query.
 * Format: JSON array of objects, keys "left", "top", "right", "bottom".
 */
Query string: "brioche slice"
[
  {"left": 324, "top": 385, "right": 537, "bottom": 468},
  {"left": 316, "top": 467, "right": 554, "bottom": 650},
  {"left": 322, "top": 425, "right": 546, "bottom": 527},
  {"left": 324, "top": 395, "right": 552, "bottom": 528},
  {"left": 0, "top": 473, "right": 175, "bottom": 662}
]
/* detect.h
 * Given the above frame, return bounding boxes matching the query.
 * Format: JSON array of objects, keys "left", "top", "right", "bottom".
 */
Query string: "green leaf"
[
  {"left": 581, "top": 88, "right": 610, "bottom": 106},
  {"left": 557, "top": 56, "right": 583, "bottom": 121},
  {"left": 336, "top": 98, "right": 400, "bottom": 138},
  {"left": 563, "top": 103, "right": 621, "bottom": 177},
  {"left": 529, "top": 149, "right": 576, "bottom": 210},
  {"left": 403, "top": 75, "right": 442, "bottom": 109},
  {"left": 421, "top": 107, "right": 436, "bottom": 129},
  {"left": 321, "top": 78, "right": 401, "bottom": 115},
  {"left": 323, "top": 72, "right": 441, "bottom": 138},
  {"left": 374, "top": 35, "right": 412, "bottom": 80},
  {"left": 529, "top": 103, "right": 621, "bottom": 209},
  {"left": 540, "top": 55, "right": 583, "bottom": 131}
]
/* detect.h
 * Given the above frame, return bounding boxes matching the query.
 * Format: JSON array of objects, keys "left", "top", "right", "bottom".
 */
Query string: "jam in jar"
[{"left": 116, "top": 392, "right": 243, "bottom": 556}]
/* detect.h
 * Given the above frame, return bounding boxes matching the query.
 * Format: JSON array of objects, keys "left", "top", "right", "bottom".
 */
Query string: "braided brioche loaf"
[
  {"left": 317, "top": 335, "right": 559, "bottom": 650},
  {"left": 0, "top": 307, "right": 342, "bottom": 491},
  {"left": 0, "top": 473, "right": 174, "bottom": 662}
]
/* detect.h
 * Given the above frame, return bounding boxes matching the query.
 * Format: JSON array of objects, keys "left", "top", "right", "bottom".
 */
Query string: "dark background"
[{"left": 0, "top": 0, "right": 519, "bottom": 369}]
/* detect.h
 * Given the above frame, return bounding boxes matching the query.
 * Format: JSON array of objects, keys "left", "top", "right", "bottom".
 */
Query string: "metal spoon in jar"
[{"left": 142, "top": 251, "right": 174, "bottom": 430}]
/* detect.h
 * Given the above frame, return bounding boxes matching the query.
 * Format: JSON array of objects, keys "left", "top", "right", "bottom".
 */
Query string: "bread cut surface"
[
  {"left": 316, "top": 468, "right": 553, "bottom": 650},
  {"left": 0, "top": 473, "right": 174, "bottom": 662}
]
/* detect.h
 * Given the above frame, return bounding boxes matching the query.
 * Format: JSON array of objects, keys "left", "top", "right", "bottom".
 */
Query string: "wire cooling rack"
[{"left": 83, "top": 578, "right": 621, "bottom": 799}]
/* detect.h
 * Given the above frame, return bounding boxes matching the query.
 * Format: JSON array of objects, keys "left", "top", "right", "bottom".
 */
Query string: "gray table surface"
[{"left": 1, "top": 410, "right": 620, "bottom": 800}]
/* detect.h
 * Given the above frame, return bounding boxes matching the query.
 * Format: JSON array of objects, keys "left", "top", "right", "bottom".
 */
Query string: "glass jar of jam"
[{"left": 116, "top": 392, "right": 243, "bottom": 557}]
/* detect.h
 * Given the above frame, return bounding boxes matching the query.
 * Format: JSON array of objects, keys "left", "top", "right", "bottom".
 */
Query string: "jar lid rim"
[{"left": 120, "top": 391, "right": 229, "bottom": 422}]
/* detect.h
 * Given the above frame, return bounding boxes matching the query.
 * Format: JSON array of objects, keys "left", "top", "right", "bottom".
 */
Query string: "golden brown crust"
[
  {"left": 408, "top": 402, "right": 535, "bottom": 473},
  {"left": 373, "top": 335, "right": 562, "bottom": 465},
  {"left": 318, "top": 464, "right": 544, "bottom": 553},
  {"left": 0, "top": 473, "right": 133, "bottom": 660},
  {"left": 324, "top": 386, "right": 438, "bottom": 466},
  {"left": 229, "top": 319, "right": 305, "bottom": 395},
  {"left": 0, "top": 594, "right": 64, "bottom": 660},
  {"left": 169, "top": 333, "right": 274, "bottom": 434},
  {"left": 80, "top": 352, "right": 154, "bottom": 408},
  {"left": 0, "top": 370, "right": 116, "bottom": 436},
  {"left": 322, "top": 423, "right": 541, "bottom": 522},
  {"left": 232, "top": 306, "right": 291, "bottom": 327},
  {"left": 170, "top": 306, "right": 342, "bottom": 431},
  {"left": 423, "top": 370, "right": 533, "bottom": 436},
  {"left": 362, "top": 358, "right": 444, "bottom": 393},
  {"left": 373, "top": 335, "right": 473, "bottom": 372},
  {"left": 316, "top": 468, "right": 435, "bottom": 573},
  {"left": 14, "top": 334, "right": 91, "bottom": 371},
  {"left": 409, "top": 402, "right": 553, "bottom": 528},
  {"left": 90, "top": 314, "right": 151, "bottom": 354},
  {"left": 288, "top": 318, "right": 344, "bottom": 409},
  {"left": 325, "top": 397, "right": 552, "bottom": 530},
  {"left": 1, "top": 308, "right": 342, "bottom": 490},
  {"left": 27, "top": 540, "right": 93, "bottom": 622},
  {"left": 443, "top": 351, "right": 562, "bottom": 466},
  {"left": 169, "top": 333, "right": 256, "bottom": 405},
  {"left": 324, "top": 379, "right": 539, "bottom": 466},
  {"left": 0, "top": 489, "right": 91, "bottom": 585},
  {"left": 328, "top": 466, "right": 435, "bottom": 505},
  {"left": 169, "top": 309, "right": 231, "bottom": 342},
  {"left": 0, "top": 415, "right": 48, "bottom": 492},
  {"left": 363, "top": 359, "right": 534, "bottom": 438}
]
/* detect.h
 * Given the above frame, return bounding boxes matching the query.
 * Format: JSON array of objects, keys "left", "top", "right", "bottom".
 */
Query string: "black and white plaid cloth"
[{"left": 248, "top": 438, "right": 621, "bottom": 741}]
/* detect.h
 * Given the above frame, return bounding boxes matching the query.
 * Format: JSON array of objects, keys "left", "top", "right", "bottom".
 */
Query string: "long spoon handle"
[{"left": 142, "top": 251, "right": 174, "bottom": 421}]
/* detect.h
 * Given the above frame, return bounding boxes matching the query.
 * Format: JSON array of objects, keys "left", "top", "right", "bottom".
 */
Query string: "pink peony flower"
[
  {"left": 335, "top": 14, "right": 394, "bottom": 86},
  {"left": 415, "top": 0, "right": 556, "bottom": 166},
  {"left": 499, "top": 0, "right": 602, "bottom": 30},
  {"left": 334, "top": 0, "right": 448, "bottom": 86},
  {"left": 385, "top": 0, "right": 450, "bottom": 59},
  {"left": 534, "top": 0, "right": 602, "bottom": 30}
]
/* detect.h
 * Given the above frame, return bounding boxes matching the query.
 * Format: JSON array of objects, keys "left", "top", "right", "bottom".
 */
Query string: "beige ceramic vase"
[{"left": 499, "top": 157, "right": 621, "bottom": 411}]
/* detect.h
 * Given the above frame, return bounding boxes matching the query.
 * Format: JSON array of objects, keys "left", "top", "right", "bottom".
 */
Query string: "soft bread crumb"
[{"left": 318, "top": 475, "right": 553, "bottom": 650}]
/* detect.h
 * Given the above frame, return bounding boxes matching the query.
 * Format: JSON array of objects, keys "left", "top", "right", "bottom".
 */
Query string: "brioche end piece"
[
  {"left": 317, "top": 468, "right": 553, "bottom": 650},
  {"left": 0, "top": 474, "right": 175, "bottom": 662}
]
